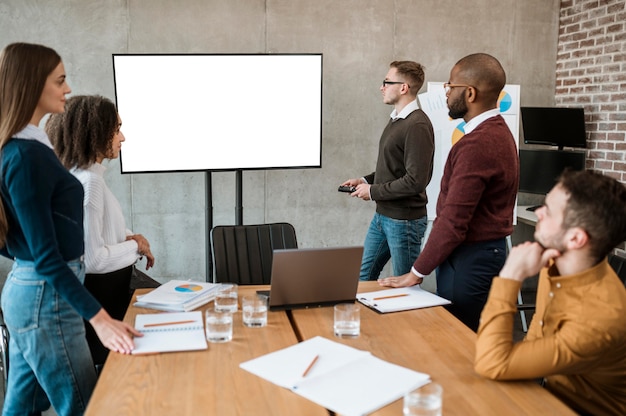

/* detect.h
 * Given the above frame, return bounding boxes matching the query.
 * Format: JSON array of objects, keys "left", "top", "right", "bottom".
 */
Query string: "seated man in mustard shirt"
[{"left": 475, "top": 169, "right": 626, "bottom": 416}]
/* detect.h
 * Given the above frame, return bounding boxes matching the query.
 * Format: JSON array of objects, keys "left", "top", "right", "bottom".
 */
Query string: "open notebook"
[{"left": 240, "top": 336, "right": 429, "bottom": 416}]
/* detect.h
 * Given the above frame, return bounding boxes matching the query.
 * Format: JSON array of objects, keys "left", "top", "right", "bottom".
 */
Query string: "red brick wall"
[{"left": 556, "top": 0, "right": 626, "bottom": 181}]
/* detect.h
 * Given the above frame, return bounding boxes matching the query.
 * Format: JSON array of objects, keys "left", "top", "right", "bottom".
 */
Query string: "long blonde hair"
[{"left": 0, "top": 43, "right": 62, "bottom": 247}]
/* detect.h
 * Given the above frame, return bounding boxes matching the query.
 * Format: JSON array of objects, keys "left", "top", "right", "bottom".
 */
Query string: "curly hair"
[{"left": 46, "top": 95, "right": 118, "bottom": 169}]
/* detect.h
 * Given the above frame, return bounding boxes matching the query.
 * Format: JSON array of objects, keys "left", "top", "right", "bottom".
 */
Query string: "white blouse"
[{"left": 73, "top": 163, "right": 140, "bottom": 274}]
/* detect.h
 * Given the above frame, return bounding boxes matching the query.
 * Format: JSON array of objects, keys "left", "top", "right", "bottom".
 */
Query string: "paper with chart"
[
  {"left": 134, "top": 279, "right": 220, "bottom": 312},
  {"left": 357, "top": 286, "right": 451, "bottom": 313},
  {"left": 240, "top": 336, "right": 430, "bottom": 415},
  {"left": 132, "top": 311, "right": 207, "bottom": 354}
]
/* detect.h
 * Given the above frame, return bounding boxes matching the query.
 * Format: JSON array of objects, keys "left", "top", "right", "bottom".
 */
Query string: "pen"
[
  {"left": 373, "top": 293, "right": 409, "bottom": 301},
  {"left": 302, "top": 355, "right": 319, "bottom": 377},
  {"left": 143, "top": 320, "right": 196, "bottom": 328}
]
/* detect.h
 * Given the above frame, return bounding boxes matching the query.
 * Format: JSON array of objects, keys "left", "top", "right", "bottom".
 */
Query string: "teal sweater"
[{"left": 1, "top": 138, "right": 101, "bottom": 320}]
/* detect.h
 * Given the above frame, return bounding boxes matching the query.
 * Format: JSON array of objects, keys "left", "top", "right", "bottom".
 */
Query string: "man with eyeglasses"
[
  {"left": 379, "top": 53, "right": 519, "bottom": 332},
  {"left": 341, "top": 61, "right": 434, "bottom": 282}
]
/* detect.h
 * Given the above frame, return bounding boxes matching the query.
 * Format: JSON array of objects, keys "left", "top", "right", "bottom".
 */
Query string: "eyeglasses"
[
  {"left": 382, "top": 80, "right": 408, "bottom": 88},
  {"left": 443, "top": 82, "right": 474, "bottom": 93}
]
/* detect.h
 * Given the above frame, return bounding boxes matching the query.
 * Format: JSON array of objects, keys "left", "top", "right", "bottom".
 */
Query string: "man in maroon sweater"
[{"left": 379, "top": 53, "right": 519, "bottom": 331}]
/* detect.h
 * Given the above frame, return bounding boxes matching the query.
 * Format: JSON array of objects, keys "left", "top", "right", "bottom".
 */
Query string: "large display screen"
[
  {"left": 112, "top": 54, "right": 323, "bottom": 173},
  {"left": 518, "top": 149, "right": 586, "bottom": 195}
]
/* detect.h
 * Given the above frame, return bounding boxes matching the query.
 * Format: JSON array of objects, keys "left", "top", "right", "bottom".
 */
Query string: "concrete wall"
[{"left": 0, "top": 0, "right": 561, "bottom": 284}]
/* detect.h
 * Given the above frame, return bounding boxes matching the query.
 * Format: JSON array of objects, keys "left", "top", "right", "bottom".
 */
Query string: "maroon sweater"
[{"left": 414, "top": 115, "right": 519, "bottom": 275}]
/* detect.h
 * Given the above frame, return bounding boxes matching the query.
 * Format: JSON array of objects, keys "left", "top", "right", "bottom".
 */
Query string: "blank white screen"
[{"left": 112, "top": 54, "right": 322, "bottom": 173}]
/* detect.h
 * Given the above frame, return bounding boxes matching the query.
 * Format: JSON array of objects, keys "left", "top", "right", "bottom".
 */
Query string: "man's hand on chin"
[{"left": 378, "top": 271, "right": 423, "bottom": 287}]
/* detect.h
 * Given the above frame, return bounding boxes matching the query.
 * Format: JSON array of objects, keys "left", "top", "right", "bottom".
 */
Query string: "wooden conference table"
[{"left": 85, "top": 282, "right": 575, "bottom": 415}]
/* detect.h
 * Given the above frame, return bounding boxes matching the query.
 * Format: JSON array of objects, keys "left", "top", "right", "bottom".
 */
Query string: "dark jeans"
[
  {"left": 83, "top": 265, "right": 133, "bottom": 366},
  {"left": 436, "top": 238, "right": 507, "bottom": 332}
]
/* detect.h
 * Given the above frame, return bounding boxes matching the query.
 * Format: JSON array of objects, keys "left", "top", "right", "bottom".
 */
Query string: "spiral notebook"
[{"left": 132, "top": 311, "right": 207, "bottom": 354}]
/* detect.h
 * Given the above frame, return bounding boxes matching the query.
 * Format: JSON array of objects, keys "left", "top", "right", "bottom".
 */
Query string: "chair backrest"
[
  {"left": 210, "top": 223, "right": 298, "bottom": 284},
  {"left": 0, "top": 310, "right": 9, "bottom": 394},
  {"left": 608, "top": 253, "right": 626, "bottom": 287}
]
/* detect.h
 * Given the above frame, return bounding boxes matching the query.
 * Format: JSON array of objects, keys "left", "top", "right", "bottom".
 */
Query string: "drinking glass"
[
  {"left": 215, "top": 283, "right": 238, "bottom": 313},
  {"left": 403, "top": 382, "right": 443, "bottom": 416},
  {"left": 333, "top": 303, "right": 360, "bottom": 338},
  {"left": 242, "top": 294, "right": 268, "bottom": 327},
  {"left": 205, "top": 309, "right": 233, "bottom": 343}
]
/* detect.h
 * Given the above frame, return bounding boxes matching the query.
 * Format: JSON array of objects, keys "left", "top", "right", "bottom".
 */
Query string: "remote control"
[{"left": 338, "top": 185, "right": 357, "bottom": 193}]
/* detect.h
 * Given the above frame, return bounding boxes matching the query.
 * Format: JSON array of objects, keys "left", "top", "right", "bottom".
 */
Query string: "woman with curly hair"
[
  {"left": 0, "top": 42, "right": 139, "bottom": 415},
  {"left": 47, "top": 95, "right": 154, "bottom": 368}
]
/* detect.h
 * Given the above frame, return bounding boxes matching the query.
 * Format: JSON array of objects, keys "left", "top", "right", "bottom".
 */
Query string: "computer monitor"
[
  {"left": 521, "top": 107, "right": 587, "bottom": 149},
  {"left": 518, "top": 149, "right": 586, "bottom": 195}
]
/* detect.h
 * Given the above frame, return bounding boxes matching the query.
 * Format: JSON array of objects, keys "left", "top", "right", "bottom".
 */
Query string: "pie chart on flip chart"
[
  {"left": 451, "top": 121, "right": 466, "bottom": 145},
  {"left": 498, "top": 90, "right": 513, "bottom": 113},
  {"left": 175, "top": 284, "right": 204, "bottom": 293}
]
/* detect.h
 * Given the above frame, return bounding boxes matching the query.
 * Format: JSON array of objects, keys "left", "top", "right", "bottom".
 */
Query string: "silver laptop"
[{"left": 261, "top": 246, "right": 363, "bottom": 310}]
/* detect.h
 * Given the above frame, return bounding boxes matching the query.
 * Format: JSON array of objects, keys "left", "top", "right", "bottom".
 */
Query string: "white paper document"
[
  {"left": 134, "top": 279, "right": 220, "bottom": 312},
  {"left": 357, "top": 286, "right": 451, "bottom": 313},
  {"left": 240, "top": 336, "right": 430, "bottom": 415},
  {"left": 132, "top": 311, "right": 207, "bottom": 354}
]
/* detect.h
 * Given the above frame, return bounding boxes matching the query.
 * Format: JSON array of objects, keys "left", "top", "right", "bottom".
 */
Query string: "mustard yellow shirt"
[{"left": 475, "top": 258, "right": 626, "bottom": 416}]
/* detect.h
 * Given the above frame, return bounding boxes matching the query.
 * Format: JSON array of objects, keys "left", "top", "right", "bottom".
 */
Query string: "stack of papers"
[
  {"left": 357, "top": 286, "right": 451, "bottom": 313},
  {"left": 134, "top": 279, "right": 221, "bottom": 312},
  {"left": 132, "top": 311, "right": 207, "bottom": 354},
  {"left": 240, "top": 336, "right": 430, "bottom": 415}
]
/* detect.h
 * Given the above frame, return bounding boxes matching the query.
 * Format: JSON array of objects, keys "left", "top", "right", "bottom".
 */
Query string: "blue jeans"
[
  {"left": 1, "top": 259, "right": 97, "bottom": 416},
  {"left": 360, "top": 213, "right": 427, "bottom": 281},
  {"left": 436, "top": 238, "right": 507, "bottom": 332}
]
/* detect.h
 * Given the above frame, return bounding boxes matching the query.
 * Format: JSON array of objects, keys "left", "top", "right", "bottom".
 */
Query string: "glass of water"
[
  {"left": 242, "top": 294, "right": 268, "bottom": 327},
  {"left": 333, "top": 303, "right": 360, "bottom": 338},
  {"left": 205, "top": 309, "right": 233, "bottom": 343},
  {"left": 403, "top": 382, "right": 443, "bottom": 416},
  {"left": 214, "top": 283, "right": 238, "bottom": 313}
]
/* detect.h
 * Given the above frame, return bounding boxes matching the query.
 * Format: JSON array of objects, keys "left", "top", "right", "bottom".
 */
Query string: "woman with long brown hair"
[{"left": 0, "top": 42, "right": 140, "bottom": 415}]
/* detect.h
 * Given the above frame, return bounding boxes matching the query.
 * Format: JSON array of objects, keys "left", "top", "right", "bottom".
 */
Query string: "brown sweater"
[
  {"left": 414, "top": 115, "right": 519, "bottom": 275},
  {"left": 363, "top": 108, "right": 434, "bottom": 220}
]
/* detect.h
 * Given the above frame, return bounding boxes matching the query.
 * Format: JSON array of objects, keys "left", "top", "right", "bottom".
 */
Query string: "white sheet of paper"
[
  {"left": 240, "top": 336, "right": 430, "bottom": 415},
  {"left": 240, "top": 336, "right": 370, "bottom": 388},
  {"left": 358, "top": 286, "right": 451, "bottom": 313}
]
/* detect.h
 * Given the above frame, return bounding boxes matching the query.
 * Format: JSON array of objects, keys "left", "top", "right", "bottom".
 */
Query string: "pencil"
[
  {"left": 302, "top": 355, "right": 319, "bottom": 377},
  {"left": 372, "top": 293, "right": 409, "bottom": 301},
  {"left": 143, "top": 320, "right": 196, "bottom": 328}
]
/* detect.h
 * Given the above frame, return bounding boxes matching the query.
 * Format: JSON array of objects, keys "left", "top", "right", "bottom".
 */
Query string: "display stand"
[{"left": 205, "top": 170, "right": 245, "bottom": 282}]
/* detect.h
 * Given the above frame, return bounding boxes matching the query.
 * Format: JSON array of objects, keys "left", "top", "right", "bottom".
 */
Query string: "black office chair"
[
  {"left": 210, "top": 223, "right": 298, "bottom": 285},
  {"left": 608, "top": 253, "right": 626, "bottom": 286},
  {"left": 0, "top": 309, "right": 9, "bottom": 394}
]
